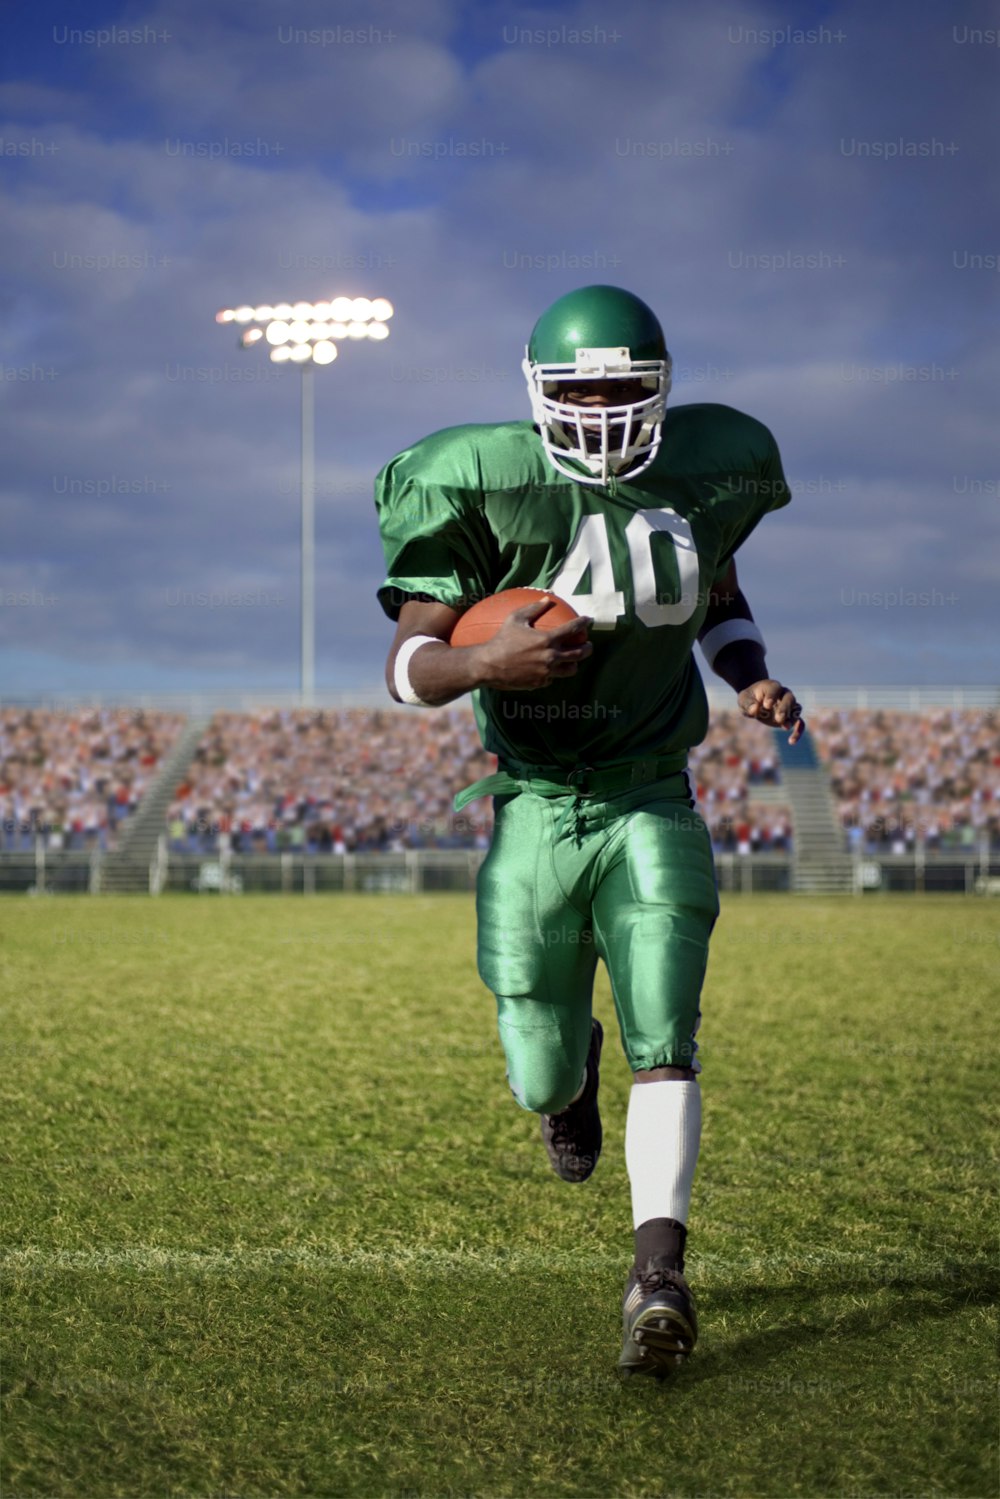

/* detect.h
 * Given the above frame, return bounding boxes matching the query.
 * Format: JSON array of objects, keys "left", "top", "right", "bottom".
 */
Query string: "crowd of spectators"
[
  {"left": 165, "top": 707, "right": 792, "bottom": 856},
  {"left": 808, "top": 708, "right": 1000, "bottom": 853},
  {"left": 166, "top": 708, "right": 496, "bottom": 855},
  {"left": 0, "top": 708, "right": 185, "bottom": 852},
  {"left": 3, "top": 705, "right": 996, "bottom": 860},
  {"left": 689, "top": 714, "right": 792, "bottom": 854}
]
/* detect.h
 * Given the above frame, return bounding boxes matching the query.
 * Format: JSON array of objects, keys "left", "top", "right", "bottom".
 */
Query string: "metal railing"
[{"left": 3, "top": 845, "right": 999, "bottom": 896}]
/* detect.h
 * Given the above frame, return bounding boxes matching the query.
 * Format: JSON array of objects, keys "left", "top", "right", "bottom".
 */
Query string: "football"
[{"left": 449, "top": 587, "right": 583, "bottom": 648}]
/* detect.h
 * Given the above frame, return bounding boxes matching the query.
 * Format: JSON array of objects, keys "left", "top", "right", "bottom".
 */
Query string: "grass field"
[{"left": 2, "top": 893, "right": 997, "bottom": 1499}]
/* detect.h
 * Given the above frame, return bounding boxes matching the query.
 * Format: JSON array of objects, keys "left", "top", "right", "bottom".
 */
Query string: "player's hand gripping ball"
[{"left": 449, "top": 587, "right": 583, "bottom": 648}]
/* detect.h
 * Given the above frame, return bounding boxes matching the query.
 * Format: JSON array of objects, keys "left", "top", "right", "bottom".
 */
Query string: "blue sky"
[{"left": 2, "top": 0, "right": 997, "bottom": 696}]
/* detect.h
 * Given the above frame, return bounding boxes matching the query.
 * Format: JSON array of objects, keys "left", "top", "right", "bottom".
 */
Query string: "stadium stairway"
[
  {"left": 774, "top": 729, "right": 855, "bottom": 893},
  {"left": 96, "top": 715, "right": 211, "bottom": 893}
]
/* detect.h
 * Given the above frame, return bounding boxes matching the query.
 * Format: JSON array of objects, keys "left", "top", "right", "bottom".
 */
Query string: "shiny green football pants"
[{"left": 476, "top": 773, "right": 720, "bottom": 1114}]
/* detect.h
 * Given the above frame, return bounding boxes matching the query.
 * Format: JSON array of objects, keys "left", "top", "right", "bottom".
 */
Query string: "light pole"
[{"left": 215, "top": 294, "right": 394, "bottom": 705}]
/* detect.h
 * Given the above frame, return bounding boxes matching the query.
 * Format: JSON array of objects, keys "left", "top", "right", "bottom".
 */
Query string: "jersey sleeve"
[
  {"left": 709, "top": 424, "right": 792, "bottom": 581},
  {"left": 374, "top": 438, "right": 496, "bottom": 621}
]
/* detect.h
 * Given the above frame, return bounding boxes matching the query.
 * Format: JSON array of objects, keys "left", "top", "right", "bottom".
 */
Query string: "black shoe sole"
[{"left": 618, "top": 1303, "right": 696, "bottom": 1382}]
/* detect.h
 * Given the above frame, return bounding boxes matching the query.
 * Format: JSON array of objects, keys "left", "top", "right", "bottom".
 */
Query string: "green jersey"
[{"left": 375, "top": 403, "right": 791, "bottom": 770}]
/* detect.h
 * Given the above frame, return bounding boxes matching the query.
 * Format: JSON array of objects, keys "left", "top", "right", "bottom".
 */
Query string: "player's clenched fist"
[
  {"left": 477, "top": 600, "right": 593, "bottom": 690},
  {"left": 738, "top": 679, "right": 805, "bottom": 743}
]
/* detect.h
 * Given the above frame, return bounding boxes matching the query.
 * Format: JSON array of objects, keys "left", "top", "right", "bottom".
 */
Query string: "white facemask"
[{"left": 523, "top": 345, "right": 672, "bottom": 485}]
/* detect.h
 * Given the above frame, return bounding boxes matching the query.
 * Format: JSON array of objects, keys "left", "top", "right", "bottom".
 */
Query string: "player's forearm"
[
  {"left": 387, "top": 639, "right": 488, "bottom": 707},
  {"left": 707, "top": 640, "right": 769, "bottom": 695},
  {"left": 412, "top": 640, "right": 493, "bottom": 706},
  {"left": 698, "top": 578, "right": 769, "bottom": 692}
]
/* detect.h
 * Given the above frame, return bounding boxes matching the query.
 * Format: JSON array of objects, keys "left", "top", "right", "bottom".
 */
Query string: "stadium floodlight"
[{"left": 215, "top": 290, "right": 394, "bottom": 706}]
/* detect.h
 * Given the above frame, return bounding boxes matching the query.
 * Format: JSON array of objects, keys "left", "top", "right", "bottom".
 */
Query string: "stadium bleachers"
[
  {"left": 162, "top": 707, "right": 794, "bottom": 855},
  {"left": 167, "top": 707, "right": 496, "bottom": 854},
  {"left": 0, "top": 708, "right": 186, "bottom": 852},
  {"left": 809, "top": 708, "right": 1000, "bottom": 853},
  {"left": 2, "top": 705, "right": 997, "bottom": 859}
]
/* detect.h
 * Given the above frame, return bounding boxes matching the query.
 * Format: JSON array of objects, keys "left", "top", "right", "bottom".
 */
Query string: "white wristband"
[
  {"left": 699, "top": 619, "right": 766, "bottom": 671},
  {"left": 393, "top": 634, "right": 441, "bottom": 707}
]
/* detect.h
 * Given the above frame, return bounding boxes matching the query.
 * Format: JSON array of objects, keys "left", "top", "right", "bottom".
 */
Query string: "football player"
[{"left": 375, "top": 285, "right": 804, "bottom": 1380}]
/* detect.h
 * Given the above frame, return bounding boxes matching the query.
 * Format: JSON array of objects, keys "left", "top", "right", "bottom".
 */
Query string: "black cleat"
[
  {"left": 540, "top": 1019, "right": 603, "bottom": 1182},
  {"left": 618, "top": 1255, "right": 698, "bottom": 1381}
]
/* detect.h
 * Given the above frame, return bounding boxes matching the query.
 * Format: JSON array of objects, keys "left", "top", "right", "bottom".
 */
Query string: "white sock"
[
  {"left": 625, "top": 1079, "right": 701, "bottom": 1229},
  {"left": 567, "top": 1066, "right": 587, "bottom": 1105}
]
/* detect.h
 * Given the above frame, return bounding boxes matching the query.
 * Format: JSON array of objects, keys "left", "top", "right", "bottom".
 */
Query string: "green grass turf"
[{"left": 1, "top": 893, "right": 997, "bottom": 1499}]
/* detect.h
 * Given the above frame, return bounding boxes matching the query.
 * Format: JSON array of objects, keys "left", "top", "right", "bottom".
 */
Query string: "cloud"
[{"left": 1, "top": 0, "right": 995, "bottom": 692}]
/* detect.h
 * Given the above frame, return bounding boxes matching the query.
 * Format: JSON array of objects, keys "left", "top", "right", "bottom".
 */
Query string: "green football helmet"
[{"left": 523, "top": 285, "right": 672, "bottom": 485}]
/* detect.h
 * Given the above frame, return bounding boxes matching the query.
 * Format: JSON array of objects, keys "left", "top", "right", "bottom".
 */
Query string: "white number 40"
[{"left": 549, "top": 508, "right": 699, "bottom": 630}]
